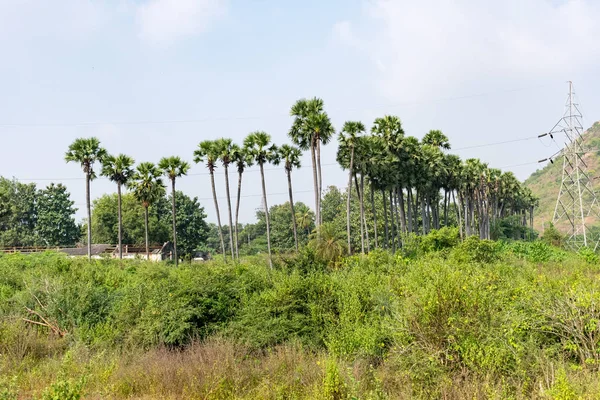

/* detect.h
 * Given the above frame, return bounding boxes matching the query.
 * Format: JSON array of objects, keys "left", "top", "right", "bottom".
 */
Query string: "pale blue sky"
[{"left": 1, "top": 0, "right": 600, "bottom": 223}]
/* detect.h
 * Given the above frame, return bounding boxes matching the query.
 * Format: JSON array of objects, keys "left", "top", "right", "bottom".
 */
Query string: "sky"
[{"left": 1, "top": 0, "right": 600, "bottom": 224}]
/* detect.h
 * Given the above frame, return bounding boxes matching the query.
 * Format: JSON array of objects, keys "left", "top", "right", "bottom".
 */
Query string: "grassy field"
[{"left": 2, "top": 232, "right": 600, "bottom": 399}]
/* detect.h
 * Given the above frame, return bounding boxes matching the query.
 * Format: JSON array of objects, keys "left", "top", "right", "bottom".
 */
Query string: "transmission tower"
[{"left": 551, "top": 81, "right": 600, "bottom": 250}]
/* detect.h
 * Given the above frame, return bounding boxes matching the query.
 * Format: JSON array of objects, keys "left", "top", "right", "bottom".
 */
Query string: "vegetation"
[{"left": 2, "top": 236, "right": 600, "bottom": 398}]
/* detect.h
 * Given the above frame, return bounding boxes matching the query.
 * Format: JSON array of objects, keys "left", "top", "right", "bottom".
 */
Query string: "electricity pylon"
[{"left": 552, "top": 81, "right": 600, "bottom": 250}]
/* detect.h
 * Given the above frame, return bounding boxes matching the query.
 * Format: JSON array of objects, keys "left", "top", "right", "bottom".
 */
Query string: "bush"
[{"left": 451, "top": 236, "right": 499, "bottom": 264}]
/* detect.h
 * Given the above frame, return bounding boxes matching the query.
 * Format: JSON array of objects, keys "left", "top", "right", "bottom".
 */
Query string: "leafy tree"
[
  {"left": 64, "top": 137, "right": 107, "bottom": 259},
  {"left": 272, "top": 144, "right": 302, "bottom": 250},
  {"left": 172, "top": 191, "right": 210, "bottom": 260},
  {"left": 0, "top": 177, "right": 38, "bottom": 247},
  {"left": 101, "top": 154, "right": 135, "bottom": 259},
  {"left": 244, "top": 131, "right": 277, "bottom": 268},
  {"left": 255, "top": 202, "right": 314, "bottom": 252},
  {"left": 37, "top": 183, "right": 80, "bottom": 246},
  {"left": 129, "top": 162, "right": 166, "bottom": 259},
  {"left": 194, "top": 140, "right": 226, "bottom": 259},
  {"left": 158, "top": 156, "right": 190, "bottom": 265}
]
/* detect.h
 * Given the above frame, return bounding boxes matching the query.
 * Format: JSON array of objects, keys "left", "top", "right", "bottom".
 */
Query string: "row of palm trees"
[
  {"left": 337, "top": 116, "right": 538, "bottom": 253},
  {"left": 65, "top": 96, "right": 537, "bottom": 263}
]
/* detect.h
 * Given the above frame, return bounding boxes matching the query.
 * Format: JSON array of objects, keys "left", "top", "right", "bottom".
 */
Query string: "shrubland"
[{"left": 1, "top": 230, "right": 600, "bottom": 399}]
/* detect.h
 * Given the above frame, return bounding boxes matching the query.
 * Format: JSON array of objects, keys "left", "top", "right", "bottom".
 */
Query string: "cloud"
[
  {"left": 136, "top": 0, "right": 227, "bottom": 44},
  {"left": 333, "top": 0, "right": 600, "bottom": 101}
]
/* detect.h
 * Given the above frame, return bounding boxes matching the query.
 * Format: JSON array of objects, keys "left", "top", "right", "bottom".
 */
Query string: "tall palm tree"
[
  {"left": 193, "top": 140, "right": 226, "bottom": 259},
  {"left": 231, "top": 144, "right": 253, "bottom": 259},
  {"left": 130, "top": 162, "right": 165, "bottom": 260},
  {"left": 338, "top": 121, "right": 366, "bottom": 254},
  {"left": 65, "top": 137, "right": 107, "bottom": 260},
  {"left": 101, "top": 154, "right": 135, "bottom": 259},
  {"left": 215, "top": 138, "right": 236, "bottom": 260},
  {"left": 158, "top": 156, "right": 190, "bottom": 265},
  {"left": 289, "top": 97, "right": 334, "bottom": 228},
  {"left": 244, "top": 131, "right": 277, "bottom": 269},
  {"left": 273, "top": 144, "right": 302, "bottom": 251}
]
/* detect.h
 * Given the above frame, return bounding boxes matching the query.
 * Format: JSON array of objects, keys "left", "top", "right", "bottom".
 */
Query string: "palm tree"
[
  {"left": 273, "top": 144, "right": 302, "bottom": 250},
  {"left": 130, "top": 162, "right": 165, "bottom": 260},
  {"left": 308, "top": 222, "right": 346, "bottom": 265},
  {"left": 158, "top": 156, "right": 190, "bottom": 265},
  {"left": 231, "top": 144, "right": 253, "bottom": 259},
  {"left": 101, "top": 154, "right": 135, "bottom": 259},
  {"left": 289, "top": 97, "right": 334, "bottom": 228},
  {"left": 193, "top": 140, "right": 226, "bottom": 259},
  {"left": 215, "top": 138, "right": 236, "bottom": 260},
  {"left": 244, "top": 131, "right": 277, "bottom": 268},
  {"left": 65, "top": 137, "right": 107, "bottom": 260},
  {"left": 338, "top": 121, "right": 366, "bottom": 254}
]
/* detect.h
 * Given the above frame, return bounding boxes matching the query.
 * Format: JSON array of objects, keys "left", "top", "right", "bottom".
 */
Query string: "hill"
[{"left": 525, "top": 120, "right": 600, "bottom": 232}]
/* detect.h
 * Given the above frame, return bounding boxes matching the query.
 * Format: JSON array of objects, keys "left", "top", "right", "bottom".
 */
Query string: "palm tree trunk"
[
  {"left": 420, "top": 192, "right": 427, "bottom": 235},
  {"left": 210, "top": 171, "right": 226, "bottom": 260},
  {"left": 370, "top": 183, "right": 378, "bottom": 249},
  {"left": 86, "top": 170, "right": 92, "bottom": 261},
  {"left": 407, "top": 188, "right": 413, "bottom": 233},
  {"left": 382, "top": 189, "right": 389, "bottom": 249},
  {"left": 234, "top": 170, "right": 243, "bottom": 260},
  {"left": 453, "top": 191, "right": 463, "bottom": 240},
  {"left": 444, "top": 190, "right": 449, "bottom": 227},
  {"left": 317, "top": 139, "right": 323, "bottom": 226},
  {"left": 354, "top": 174, "right": 364, "bottom": 253},
  {"left": 389, "top": 189, "right": 396, "bottom": 254},
  {"left": 224, "top": 164, "right": 235, "bottom": 260},
  {"left": 346, "top": 147, "right": 354, "bottom": 255},
  {"left": 286, "top": 168, "right": 299, "bottom": 251},
  {"left": 310, "top": 140, "right": 319, "bottom": 231},
  {"left": 394, "top": 187, "right": 402, "bottom": 242},
  {"left": 360, "top": 174, "right": 370, "bottom": 253},
  {"left": 171, "top": 179, "right": 178, "bottom": 265},
  {"left": 144, "top": 205, "right": 150, "bottom": 260},
  {"left": 118, "top": 183, "right": 123, "bottom": 260},
  {"left": 398, "top": 187, "right": 406, "bottom": 234},
  {"left": 260, "top": 163, "right": 273, "bottom": 269}
]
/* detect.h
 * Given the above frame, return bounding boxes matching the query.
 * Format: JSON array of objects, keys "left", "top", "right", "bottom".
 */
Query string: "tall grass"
[{"left": 1, "top": 234, "right": 600, "bottom": 398}]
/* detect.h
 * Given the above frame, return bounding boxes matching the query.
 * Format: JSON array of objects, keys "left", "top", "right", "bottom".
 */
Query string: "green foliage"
[
  {"left": 42, "top": 377, "right": 85, "bottom": 400},
  {"left": 578, "top": 246, "right": 599, "bottom": 264},
  {"left": 541, "top": 222, "right": 565, "bottom": 247},
  {"left": 37, "top": 184, "right": 81, "bottom": 246},
  {"left": 451, "top": 236, "right": 499, "bottom": 263}
]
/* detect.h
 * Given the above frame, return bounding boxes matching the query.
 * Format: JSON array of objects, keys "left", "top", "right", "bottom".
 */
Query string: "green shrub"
[
  {"left": 451, "top": 236, "right": 499, "bottom": 264},
  {"left": 41, "top": 377, "right": 85, "bottom": 400}
]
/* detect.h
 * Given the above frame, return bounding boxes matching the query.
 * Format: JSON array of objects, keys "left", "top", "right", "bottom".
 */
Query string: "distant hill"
[{"left": 525, "top": 121, "right": 600, "bottom": 232}]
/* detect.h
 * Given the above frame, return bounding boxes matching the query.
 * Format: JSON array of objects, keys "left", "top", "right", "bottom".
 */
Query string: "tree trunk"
[
  {"left": 444, "top": 190, "right": 449, "bottom": 227},
  {"left": 354, "top": 174, "right": 364, "bottom": 254},
  {"left": 86, "top": 170, "right": 92, "bottom": 261},
  {"left": 311, "top": 139, "right": 320, "bottom": 231},
  {"left": 234, "top": 170, "right": 243, "bottom": 260},
  {"left": 347, "top": 147, "right": 354, "bottom": 255},
  {"left": 224, "top": 164, "right": 235, "bottom": 260},
  {"left": 316, "top": 138, "right": 323, "bottom": 226},
  {"left": 361, "top": 174, "right": 370, "bottom": 253},
  {"left": 398, "top": 187, "right": 406, "bottom": 234},
  {"left": 389, "top": 190, "right": 396, "bottom": 254},
  {"left": 144, "top": 205, "right": 150, "bottom": 260},
  {"left": 370, "top": 183, "right": 378, "bottom": 249},
  {"left": 382, "top": 188, "right": 389, "bottom": 249},
  {"left": 453, "top": 191, "right": 463, "bottom": 240},
  {"left": 420, "top": 192, "right": 427, "bottom": 235},
  {"left": 210, "top": 171, "right": 226, "bottom": 260},
  {"left": 287, "top": 168, "right": 299, "bottom": 251},
  {"left": 117, "top": 183, "right": 123, "bottom": 260},
  {"left": 260, "top": 163, "right": 273, "bottom": 269},
  {"left": 171, "top": 179, "right": 178, "bottom": 265},
  {"left": 407, "top": 188, "right": 413, "bottom": 233},
  {"left": 394, "top": 187, "right": 402, "bottom": 243}
]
